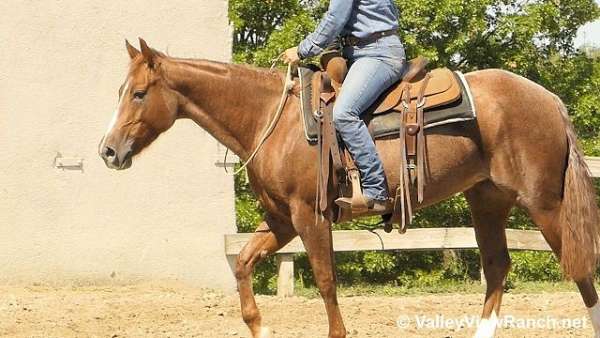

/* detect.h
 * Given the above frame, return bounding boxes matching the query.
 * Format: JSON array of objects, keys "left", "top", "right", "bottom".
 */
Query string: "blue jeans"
[{"left": 334, "top": 35, "right": 406, "bottom": 201}]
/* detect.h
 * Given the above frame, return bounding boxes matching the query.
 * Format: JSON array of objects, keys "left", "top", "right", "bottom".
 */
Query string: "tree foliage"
[
  {"left": 229, "top": 0, "right": 600, "bottom": 292},
  {"left": 229, "top": 0, "right": 301, "bottom": 52}
]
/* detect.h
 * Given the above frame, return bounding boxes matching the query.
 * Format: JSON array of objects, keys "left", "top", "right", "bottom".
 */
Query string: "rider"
[{"left": 283, "top": 0, "right": 407, "bottom": 213}]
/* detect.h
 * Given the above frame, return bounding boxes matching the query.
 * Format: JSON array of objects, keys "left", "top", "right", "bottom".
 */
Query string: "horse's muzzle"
[{"left": 99, "top": 143, "right": 133, "bottom": 170}]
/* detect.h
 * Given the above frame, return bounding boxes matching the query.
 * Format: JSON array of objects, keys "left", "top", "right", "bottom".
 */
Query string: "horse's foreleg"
[
  {"left": 291, "top": 202, "right": 346, "bottom": 338},
  {"left": 465, "top": 182, "right": 515, "bottom": 338},
  {"left": 235, "top": 219, "right": 297, "bottom": 338}
]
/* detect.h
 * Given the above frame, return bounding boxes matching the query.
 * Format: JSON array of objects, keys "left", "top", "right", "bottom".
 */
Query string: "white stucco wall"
[{"left": 0, "top": 0, "right": 236, "bottom": 291}]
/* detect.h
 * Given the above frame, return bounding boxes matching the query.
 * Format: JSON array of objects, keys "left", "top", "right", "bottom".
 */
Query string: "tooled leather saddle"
[{"left": 299, "top": 52, "right": 476, "bottom": 232}]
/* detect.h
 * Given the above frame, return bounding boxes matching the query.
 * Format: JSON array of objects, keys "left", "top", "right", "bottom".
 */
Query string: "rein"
[{"left": 230, "top": 62, "right": 294, "bottom": 176}]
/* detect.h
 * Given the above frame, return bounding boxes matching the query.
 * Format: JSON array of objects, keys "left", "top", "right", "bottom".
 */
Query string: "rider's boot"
[{"left": 335, "top": 196, "right": 393, "bottom": 215}]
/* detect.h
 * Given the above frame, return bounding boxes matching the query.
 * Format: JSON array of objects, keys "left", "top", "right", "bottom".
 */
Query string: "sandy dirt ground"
[{"left": 0, "top": 282, "right": 594, "bottom": 338}]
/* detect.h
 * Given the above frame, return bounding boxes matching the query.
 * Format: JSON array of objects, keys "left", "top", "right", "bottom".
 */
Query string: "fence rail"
[
  {"left": 588, "top": 156, "right": 600, "bottom": 177},
  {"left": 225, "top": 157, "right": 600, "bottom": 297}
]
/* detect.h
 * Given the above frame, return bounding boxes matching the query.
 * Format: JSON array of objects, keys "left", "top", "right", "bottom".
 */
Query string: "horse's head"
[{"left": 99, "top": 38, "right": 178, "bottom": 170}]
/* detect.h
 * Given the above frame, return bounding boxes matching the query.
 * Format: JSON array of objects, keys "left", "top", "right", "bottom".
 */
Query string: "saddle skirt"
[{"left": 298, "top": 67, "right": 476, "bottom": 144}]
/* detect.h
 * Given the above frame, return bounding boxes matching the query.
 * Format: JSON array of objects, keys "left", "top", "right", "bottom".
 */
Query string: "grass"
[{"left": 293, "top": 280, "right": 579, "bottom": 299}]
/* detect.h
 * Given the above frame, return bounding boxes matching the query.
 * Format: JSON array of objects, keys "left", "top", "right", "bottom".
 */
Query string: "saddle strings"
[{"left": 231, "top": 60, "right": 294, "bottom": 176}]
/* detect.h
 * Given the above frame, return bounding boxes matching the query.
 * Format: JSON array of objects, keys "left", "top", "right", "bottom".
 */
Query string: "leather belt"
[{"left": 340, "top": 29, "right": 398, "bottom": 48}]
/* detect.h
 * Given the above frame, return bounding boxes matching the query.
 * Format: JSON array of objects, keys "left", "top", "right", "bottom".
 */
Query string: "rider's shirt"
[{"left": 298, "top": 0, "right": 400, "bottom": 59}]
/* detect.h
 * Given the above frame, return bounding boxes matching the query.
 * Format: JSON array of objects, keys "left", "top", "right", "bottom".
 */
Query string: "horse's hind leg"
[
  {"left": 526, "top": 206, "right": 600, "bottom": 337},
  {"left": 465, "top": 181, "right": 515, "bottom": 338},
  {"left": 576, "top": 277, "right": 600, "bottom": 337},
  {"left": 291, "top": 202, "right": 346, "bottom": 338},
  {"left": 577, "top": 277, "right": 600, "bottom": 338},
  {"left": 235, "top": 217, "right": 297, "bottom": 338}
]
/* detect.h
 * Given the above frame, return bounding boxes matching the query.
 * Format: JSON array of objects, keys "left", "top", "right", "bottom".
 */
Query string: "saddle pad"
[
  {"left": 299, "top": 69, "right": 476, "bottom": 143},
  {"left": 299, "top": 66, "right": 321, "bottom": 143},
  {"left": 368, "top": 71, "right": 476, "bottom": 138}
]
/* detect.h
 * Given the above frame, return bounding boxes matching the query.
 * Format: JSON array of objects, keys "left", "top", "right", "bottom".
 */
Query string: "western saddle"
[{"left": 313, "top": 51, "right": 462, "bottom": 232}]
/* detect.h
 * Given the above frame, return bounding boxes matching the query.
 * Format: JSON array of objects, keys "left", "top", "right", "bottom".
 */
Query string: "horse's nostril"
[{"left": 105, "top": 146, "right": 116, "bottom": 158}]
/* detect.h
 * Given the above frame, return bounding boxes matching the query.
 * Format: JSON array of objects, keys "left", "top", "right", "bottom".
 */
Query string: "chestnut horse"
[{"left": 99, "top": 39, "right": 600, "bottom": 338}]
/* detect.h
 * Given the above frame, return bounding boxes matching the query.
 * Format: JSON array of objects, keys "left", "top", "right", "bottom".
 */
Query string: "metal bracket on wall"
[
  {"left": 54, "top": 152, "right": 84, "bottom": 171},
  {"left": 214, "top": 153, "right": 239, "bottom": 169}
]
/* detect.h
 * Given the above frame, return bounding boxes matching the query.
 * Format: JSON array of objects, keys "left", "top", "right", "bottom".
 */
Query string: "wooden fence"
[
  {"left": 225, "top": 157, "right": 600, "bottom": 297},
  {"left": 589, "top": 157, "right": 600, "bottom": 177}
]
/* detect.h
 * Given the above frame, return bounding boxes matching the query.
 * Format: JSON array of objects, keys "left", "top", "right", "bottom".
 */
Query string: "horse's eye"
[{"left": 133, "top": 91, "right": 146, "bottom": 100}]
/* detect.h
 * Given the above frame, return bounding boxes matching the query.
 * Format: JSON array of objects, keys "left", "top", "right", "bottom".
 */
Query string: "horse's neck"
[{"left": 163, "top": 58, "right": 284, "bottom": 158}]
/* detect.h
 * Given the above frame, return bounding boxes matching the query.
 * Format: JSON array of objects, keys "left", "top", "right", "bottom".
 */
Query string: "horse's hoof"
[{"left": 259, "top": 327, "right": 273, "bottom": 338}]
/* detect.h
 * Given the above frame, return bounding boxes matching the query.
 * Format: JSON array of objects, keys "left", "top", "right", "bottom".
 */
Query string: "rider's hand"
[{"left": 283, "top": 47, "right": 300, "bottom": 65}]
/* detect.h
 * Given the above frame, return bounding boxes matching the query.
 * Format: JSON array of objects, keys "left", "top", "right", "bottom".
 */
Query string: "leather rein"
[{"left": 228, "top": 63, "right": 295, "bottom": 175}]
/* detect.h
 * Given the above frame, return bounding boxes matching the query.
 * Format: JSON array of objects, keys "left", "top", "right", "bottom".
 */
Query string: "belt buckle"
[
  {"left": 341, "top": 35, "right": 357, "bottom": 47},
  {"left": 342, "top": 36, "right": 352, "bottom": 47}
]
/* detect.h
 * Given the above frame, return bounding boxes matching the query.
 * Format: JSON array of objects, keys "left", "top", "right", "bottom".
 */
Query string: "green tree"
[{"left": 229, "top": 0, "right": 302, "bottom": 61}]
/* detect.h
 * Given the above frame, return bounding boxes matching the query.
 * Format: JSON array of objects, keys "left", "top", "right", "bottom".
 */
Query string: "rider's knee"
[{"left": 333, "top": 106, "right": 360, "bottom": 130}]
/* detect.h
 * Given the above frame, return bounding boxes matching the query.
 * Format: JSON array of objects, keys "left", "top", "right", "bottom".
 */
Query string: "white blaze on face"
[
  {"left": 100, "top": 81, "right": 130, "bottom": 150},
  {"left": 474, "top": 311, "right": 498, "bottom": 338},
  {"left": 588, "top": 301, "right": 600, "bottom": 337}
]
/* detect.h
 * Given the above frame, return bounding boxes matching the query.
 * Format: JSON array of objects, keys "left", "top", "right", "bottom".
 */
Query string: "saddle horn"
[{"left": 320, "top": 50, "right": 348, "bottom": 92}]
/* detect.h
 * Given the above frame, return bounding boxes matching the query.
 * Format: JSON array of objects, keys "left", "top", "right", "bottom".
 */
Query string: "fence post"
[{"left": 277, "top": 254, "right": 295, "bottom": 297}]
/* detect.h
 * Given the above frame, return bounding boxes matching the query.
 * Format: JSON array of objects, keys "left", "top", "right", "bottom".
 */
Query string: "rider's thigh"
[{"left": 335, "top": 56, "right": 404, "bottom": 119}]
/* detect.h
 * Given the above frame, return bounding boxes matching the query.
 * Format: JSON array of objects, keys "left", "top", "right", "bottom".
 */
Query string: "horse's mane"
[{"left": 162, "top": 54, "right": 284, "bottom": 83}]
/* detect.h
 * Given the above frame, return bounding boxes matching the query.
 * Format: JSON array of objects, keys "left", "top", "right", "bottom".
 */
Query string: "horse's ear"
[
  {"left": 125, "top": 39, "right": 140, "bottom": 59},
  {"left": 139, "top": 38, "right": 156, "bottom": 67}
]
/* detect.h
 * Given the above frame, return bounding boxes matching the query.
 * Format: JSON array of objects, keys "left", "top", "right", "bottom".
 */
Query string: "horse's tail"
[{"left": 555, "top": 96, "right": 600, "bottom": 280}]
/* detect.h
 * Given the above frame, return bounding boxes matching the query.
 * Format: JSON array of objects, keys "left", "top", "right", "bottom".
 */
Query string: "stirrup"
[
  {"left": 347, "top": 169, "right": 370, "bottom": 212},
  {"left": 335, "top": 197, "right": 393, "bottom": 215},
  {"left": 334, "top": 196, "right": 368, "bottom": 213}
]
